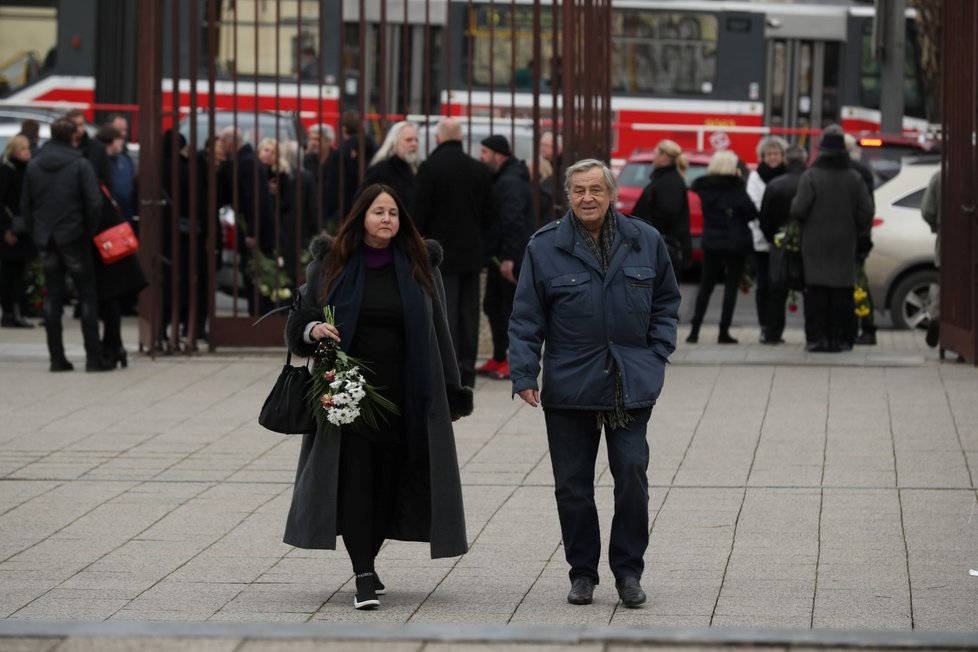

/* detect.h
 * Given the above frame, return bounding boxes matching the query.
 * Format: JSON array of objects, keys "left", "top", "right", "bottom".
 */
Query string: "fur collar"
[{"left": 309, "top": 234, "right": 443, "bottom": 268}]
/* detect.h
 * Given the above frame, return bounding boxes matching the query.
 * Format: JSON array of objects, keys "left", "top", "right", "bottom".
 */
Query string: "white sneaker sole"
[{"left": 354, "top": 597, "right": 379, "bottom": 610}]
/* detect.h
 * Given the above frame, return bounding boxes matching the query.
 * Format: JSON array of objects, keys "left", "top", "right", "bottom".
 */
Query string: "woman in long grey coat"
[
  {"left": 284, "top": 184, "right": 471, "bottom": 610},
  {"left": 791, "top": 132, "right": 873, "bottom": 352}
]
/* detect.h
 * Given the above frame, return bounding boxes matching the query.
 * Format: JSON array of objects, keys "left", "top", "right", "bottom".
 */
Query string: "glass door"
[{"left": 765, "top": 38, "right": 842, "bottom": 145}]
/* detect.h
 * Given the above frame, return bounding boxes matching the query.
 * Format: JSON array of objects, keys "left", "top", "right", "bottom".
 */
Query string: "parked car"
[
  {"left": 0, "top": 104, "right": 88, "bottom": 151},
  {"left": 864, "top": 155, "right": 939, "bottom": 330},
  {"left": 855, "top": 131, "right": 939, "bottom": 186},
  {"left": 615, "top": 148, "right": 711, "bottom": 264}
]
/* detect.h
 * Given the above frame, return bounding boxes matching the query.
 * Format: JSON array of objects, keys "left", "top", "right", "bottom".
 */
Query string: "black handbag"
[
  {"left": 769, "top": 240, "right": 805, "bottom": 290},
  {"left": 258, "top": 347, "right": 317, "bottom": 435}
]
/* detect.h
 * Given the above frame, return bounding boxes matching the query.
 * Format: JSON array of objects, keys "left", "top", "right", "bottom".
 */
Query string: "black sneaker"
[
  {"left": 374, "top": 573, "right": 386, "bottom": 595},
  {"left": 353, "top": 572, "right": 379, "bottom": 610}
]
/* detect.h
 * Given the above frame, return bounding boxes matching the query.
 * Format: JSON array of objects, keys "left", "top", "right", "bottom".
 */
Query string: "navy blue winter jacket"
[{"left": 508, "top": 211, "right": 681, "bottom": 411}]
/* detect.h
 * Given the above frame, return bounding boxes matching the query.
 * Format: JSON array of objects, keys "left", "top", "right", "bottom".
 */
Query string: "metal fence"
[
  {"left": 134, "top": 0, "right": 612, "bottom": 352},
  {"left": 940, "top": 1, "right": 977, "bottom": 364}
]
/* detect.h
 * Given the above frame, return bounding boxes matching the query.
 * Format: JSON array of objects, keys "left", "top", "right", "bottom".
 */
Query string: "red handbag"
[{"left": 93, "top": 221, "right": 139, "bottom": 264}]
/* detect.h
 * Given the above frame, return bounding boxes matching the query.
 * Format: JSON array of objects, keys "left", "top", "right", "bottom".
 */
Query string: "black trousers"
[
  {"left": 544, "top": 407, "right": 653, "bottom": 583},
  {"left": 805, "top": 285, "right": 854, "bottom": 346},
  {"left": 483, "top": 266, "right": 515, "bottom": 362},
  {"left": 338, "top": 433, "right": 401, "bottom": 574},
  {"left": 752, "top": 250, "right": 770, "bottom": 332},
  {"left": 765, "top": 284, "right": 790, "bottom": 341},
  {"left": 0, "top": 258, "right": 28, "bottom": 318},
  {"left": 442, "top": 271, "right": 481, "bottom": 387},
  {"left": 43, "top": 239, "right": 102, "bottom": 363},
  {"left": 691, "top": 251, "right": 747, "bottom": 332}
]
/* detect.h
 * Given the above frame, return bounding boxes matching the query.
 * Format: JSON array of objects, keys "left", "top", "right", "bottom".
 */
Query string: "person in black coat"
[
  {"left": 414, "top": 118, "right": 495, "bottom": 387},
  {"left": 21, "top": 118, "right": 106, "bottom": 372},
  {"left": 0, "top": 135, "right": 37, "bottom": 328},
  {"left": 758, "top": 145, "right": 808, "bottom": 344},
  {"left": 686, "top": 150, "right": 757, "bottom": 344},
  {"left": 303, "top": 123, "right": 341, "bottom": 230},
  {"left": 478, "top": 134, "right": 534, "bottom": 380},
  {"left": 92, "top": 126, "right": 148, "bottom": 367},
  {"left": 630, "top": 139, "right": 691, "bottom": 277},
  {"left": 338, "top": 110, "right": 378, "bottom": 216},
  {"left": 843, "top": 132, "right": 878, "bottom": 345},
  {"left": 356, "top": 121, "right": 419, "bottom": 212},
  {"left": 284, "top": 184, "right": 471, "bottom": 610}
]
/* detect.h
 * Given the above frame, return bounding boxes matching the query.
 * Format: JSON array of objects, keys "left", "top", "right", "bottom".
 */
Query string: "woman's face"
[
  {"left": 394, "top": 126, "right": 419, "bottom": 161},
  {"left": 258, "top": 141, "right": 277, "bottom": 166},
  {"left": 762, "top": 147, "right": 784, "bottom": 168},
  {"left": 652, "top": 147, "right": 672, "bottom": 169},
  {"left": 12, "top": 141, "right": 31, "bottom": 162},
  {"left": 362, "top": 192, "right": 400, "bottom": 249}
]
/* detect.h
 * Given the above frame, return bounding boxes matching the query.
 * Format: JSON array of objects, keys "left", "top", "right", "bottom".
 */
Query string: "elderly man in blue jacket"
[{"left": 509, "top": 158, "right": 680, "bottom": 608}]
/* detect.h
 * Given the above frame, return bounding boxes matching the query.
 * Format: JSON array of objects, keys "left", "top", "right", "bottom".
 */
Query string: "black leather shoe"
[
  {"left": 50, "top": 358, "right": 74, "bottom": 372},
  {"left": 85, "top": 359, "right": 114, "bottom": 372},
  {"left": 615, "top": 576, "right": 646, "bottom": 608},
  {"left": 567, "top": 577, "right": 596, "bottom": 605}
]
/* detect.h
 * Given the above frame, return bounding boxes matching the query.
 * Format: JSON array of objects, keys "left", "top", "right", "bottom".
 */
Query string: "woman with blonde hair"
[
  {"left": 686, "top": 150, "right": 757, "bottom": 344},
  {"left": 0, "top": 135, "right": 36, "bottom": 328},
  {"left": 631, "top": 139, "right": 691, "bottom": 275}
]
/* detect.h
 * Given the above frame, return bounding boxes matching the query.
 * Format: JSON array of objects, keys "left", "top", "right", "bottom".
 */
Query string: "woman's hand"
[{"left": 311, "top": 322, "right": 341, "bottom": 343}]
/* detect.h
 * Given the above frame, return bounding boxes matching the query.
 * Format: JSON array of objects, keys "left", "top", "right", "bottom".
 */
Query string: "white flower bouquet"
[{"left": 306, "top": 306, "right": 399, "bottom": 429}]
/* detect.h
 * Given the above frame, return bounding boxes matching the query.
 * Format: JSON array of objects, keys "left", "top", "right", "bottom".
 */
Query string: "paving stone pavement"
[{"left": 1, "top": 297, "right": 977, "bottom": 650}]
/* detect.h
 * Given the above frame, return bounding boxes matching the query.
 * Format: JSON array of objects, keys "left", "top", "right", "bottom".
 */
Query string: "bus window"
[
  {"left": 467, "top": 5, "right": 557, "bottom": 89},
  {"left": 611, "top": 11, "right": 718, "bottom": 95},
  {"left": 0, "top": 2, "right": 56, "bottom": 97},
  {"left": 216, "top": 0, "right": 322, "bottom": 81},
  {"left": 859, "top": 19, "right": 926, "bottom": 119}
]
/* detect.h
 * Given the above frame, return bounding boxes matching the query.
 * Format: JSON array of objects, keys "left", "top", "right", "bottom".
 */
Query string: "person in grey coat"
[
  {"left": 790, "top": 132, "right": 873, "bottom": 352},
  {"left": 509, "top": 159, "right": 680, "bottom": 609},
  {"left": 284, "top": 184, "right": 470, "bottom": 610},
  {"left": 21, "top": 118, "right": 108, "bottom": 372}
]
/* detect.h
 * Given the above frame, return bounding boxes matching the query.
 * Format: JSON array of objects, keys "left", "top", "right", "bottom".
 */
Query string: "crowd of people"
[{"left": 630, "top": 127, "right": 879, "bottom": 353}]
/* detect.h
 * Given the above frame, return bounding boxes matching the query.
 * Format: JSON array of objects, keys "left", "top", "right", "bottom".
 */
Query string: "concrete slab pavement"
[{"left": 1, "top": 296, "right": 977, "bottom": 650}]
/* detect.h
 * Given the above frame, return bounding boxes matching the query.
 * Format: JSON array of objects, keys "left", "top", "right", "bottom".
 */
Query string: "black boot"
[
  {"left": 718, "top": 330, "right": 738, "bottom": 344},
  {"left": 353, "top": 572, "right": 380, "bottom": 610},
  {"left": 685, "top": 323, "right": 700, "bottom": 344}
]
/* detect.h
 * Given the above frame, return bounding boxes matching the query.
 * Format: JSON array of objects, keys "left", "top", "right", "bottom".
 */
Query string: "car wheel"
[{"left": 888, "top": 269, "right": 939, "bottom": 330}]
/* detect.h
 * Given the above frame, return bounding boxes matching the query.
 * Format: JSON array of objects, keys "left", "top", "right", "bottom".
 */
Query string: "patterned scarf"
[{"left": 570, "top": 210, "right": 633, "bottom": 432}]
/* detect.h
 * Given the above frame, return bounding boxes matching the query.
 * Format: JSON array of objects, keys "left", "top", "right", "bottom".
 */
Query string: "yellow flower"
[
  {"left": 855, "top": 306, "right": 871, "bottom": 317},
  {"left": 854, "top": 287, "right": 868, "bottom": 302}
]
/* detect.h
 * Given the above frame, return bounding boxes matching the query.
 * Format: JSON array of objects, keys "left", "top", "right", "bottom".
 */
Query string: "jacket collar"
[{"left": 554, "top": 210, "right": 642, "bottom": 283}]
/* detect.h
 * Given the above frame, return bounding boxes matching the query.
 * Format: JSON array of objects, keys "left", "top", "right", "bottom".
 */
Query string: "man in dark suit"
[
  {"left": 21, "top": 118, "right": 107, "bottom": 372},
  {"left": 413, "top": 118, "right": 495, "bottom": 387}
]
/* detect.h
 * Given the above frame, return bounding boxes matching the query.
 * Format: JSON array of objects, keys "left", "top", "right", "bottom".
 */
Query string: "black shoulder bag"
[{"left": 258, "top": 289, "right": 317, "bottom": 435}]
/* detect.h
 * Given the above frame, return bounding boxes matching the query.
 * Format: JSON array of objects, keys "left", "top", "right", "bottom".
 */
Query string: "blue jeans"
[{"left": 544, "top": 407, "right": 652, "bottom": 583}]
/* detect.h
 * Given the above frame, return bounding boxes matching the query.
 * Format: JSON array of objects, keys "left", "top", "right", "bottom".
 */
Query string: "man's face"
[
  {"left": 112, "top": 117, "right": 128, "bottom": 141},
  {"left": 479, "top": 145, "right": 498, "bottom": 172},
  {"left": 70, "top": 117, "right": 85, "bottom": 144},
  {"left": 394, "top": 126, "right": 419, "bottom": 161},
  {"left": 569, "top": 167, "right": 612, "bottom": 229},
  {"left": 306, "top": 133, "right": 320, "bottom": 155},
  {"left": 107, "top": 137, "right": 124, "bottom": 157}
]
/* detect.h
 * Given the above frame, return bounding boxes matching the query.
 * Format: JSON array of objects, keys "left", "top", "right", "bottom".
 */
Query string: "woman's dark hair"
[{"left": 321, "top": 184, "right": 434, "bottom": 299}]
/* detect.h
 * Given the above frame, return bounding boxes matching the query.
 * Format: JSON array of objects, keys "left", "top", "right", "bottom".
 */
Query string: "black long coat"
[
  {"left": 0, "top": 157, "right": 37, "bottom": 262},
  {"left": 631, "top": 164, "right": 692, "bottom": 268},
  {"left": 283, "top": 236, "right": 471, "bottom": 558},
  {"left": 758, "top": 160, "right": 807, "bottom": 243},
  {"left": 790, "top": 153, "right": 873, "bottom": 287},
  {"left": 691, "top": 174, "right": 756, "bottom": 254},
  {"left": 413, "top": 140, "right": 494, "bottom": 275}
]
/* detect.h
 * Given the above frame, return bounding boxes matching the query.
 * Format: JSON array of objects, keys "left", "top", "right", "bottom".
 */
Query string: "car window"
[
  {"left": 684, "top": 164, "right": 708, "bottom": 186},
  {"left": 618, "top": 162, "right": 651, "bottom": 187},
  {"left": 892, "top": 188, "right": 926, "bottom": 210}
]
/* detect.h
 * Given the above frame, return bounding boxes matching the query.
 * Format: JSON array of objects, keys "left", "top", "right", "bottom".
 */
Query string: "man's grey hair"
[
  {"left": 371, "top": 120, "right": 417, "bottom": 166},
  {"left": 564, "top": 158, "right": 617, "bottom": 203},
  {"left": 308, "top": 123, "right": 335, "bottom": 142}
]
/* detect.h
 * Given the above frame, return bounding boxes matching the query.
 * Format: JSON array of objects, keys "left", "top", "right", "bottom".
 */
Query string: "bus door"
[{"left": 765, "top": 38, "right": 842, "bottom": 146}]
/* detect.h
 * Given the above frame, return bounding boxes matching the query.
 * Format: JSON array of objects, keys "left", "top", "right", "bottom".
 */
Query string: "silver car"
[{"left": 864, "top": 156, "right": 939, "bottom": 330}]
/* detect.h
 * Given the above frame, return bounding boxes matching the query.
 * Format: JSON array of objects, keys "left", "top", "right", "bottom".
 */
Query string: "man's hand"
[
  {"left": 500, "top": 259, "right": 516, "bottom": 284},
  {"left": 517, "top": 388, "right": 539, "bottom": 407}
]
